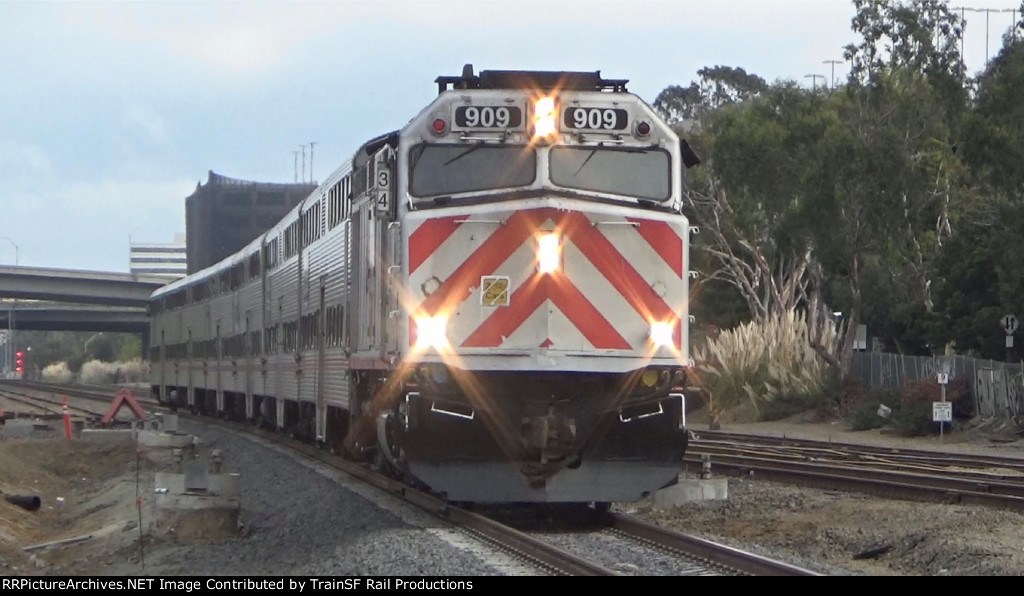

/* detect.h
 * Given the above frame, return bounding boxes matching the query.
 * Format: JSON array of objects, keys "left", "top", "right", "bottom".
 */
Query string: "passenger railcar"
[{"left": 150, "top": 65, "right": 699, "bottom": 505}]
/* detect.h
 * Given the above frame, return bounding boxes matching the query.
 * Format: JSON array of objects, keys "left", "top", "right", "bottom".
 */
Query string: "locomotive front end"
[{"left": 384, "top": 68, "right": 695, "bottom": 503}]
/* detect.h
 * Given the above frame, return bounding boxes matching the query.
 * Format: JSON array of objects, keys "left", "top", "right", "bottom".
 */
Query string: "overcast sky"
[{"left": 1, "top": 0, "right": 1019, "bottom": 273}]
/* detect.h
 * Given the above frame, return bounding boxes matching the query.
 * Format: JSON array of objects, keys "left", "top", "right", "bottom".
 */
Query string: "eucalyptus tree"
[
  {"left": 930, "top": 14, "right": 1024, "bottom": 358},
  {"left": 814, "top": 0, "right": 969, "bottom": 366}
]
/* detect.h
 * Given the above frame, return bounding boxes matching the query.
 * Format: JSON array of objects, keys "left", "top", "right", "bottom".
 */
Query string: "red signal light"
[{"left": 15, "top": 350, "right": 23, "bottom": 374}]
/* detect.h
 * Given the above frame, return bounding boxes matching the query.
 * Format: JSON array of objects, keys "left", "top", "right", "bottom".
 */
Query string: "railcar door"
[
  {"left": 186, "top": 328, "right": 193, "bottom": 410},
  {"left": 316, "top": 283, "right": 327, "bottom": 440},
  {"left": 376, "top": 146, "right": 401, "bottom": 359},
  {"left": 351, "top": 151, "right": 392, "bottom": 357},
  {"left": 244, "top": 314, "right": 253, "bottom": 420}
]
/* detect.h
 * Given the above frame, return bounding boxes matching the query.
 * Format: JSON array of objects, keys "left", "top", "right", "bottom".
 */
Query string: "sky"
[{"left": 0, "top": 0, "right": 1020, "bottom": 274}]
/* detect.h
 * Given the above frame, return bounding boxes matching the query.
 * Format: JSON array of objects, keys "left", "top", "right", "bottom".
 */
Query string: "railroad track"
[
  {"left": 1, "top": 379, "right": 816, "bottom": 576},
  {"left": 695, "top": 429, "right": 1024, "bottom": 473},
  {"left": 686, "top": 430, "right": 1024, "bottom": 511}
]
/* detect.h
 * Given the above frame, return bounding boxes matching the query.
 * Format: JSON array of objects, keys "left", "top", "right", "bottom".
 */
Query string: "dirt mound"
[{"left": 0, "top": 436, "right": 160, "bottom": 575}]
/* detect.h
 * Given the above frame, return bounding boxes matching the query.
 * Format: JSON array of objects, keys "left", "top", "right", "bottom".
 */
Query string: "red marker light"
[
  {"left": 635, "top": 121, "right": 651, "bottom": 137},
  {"left": 431, "top": 118, "right": 447, "bottom": 134}
]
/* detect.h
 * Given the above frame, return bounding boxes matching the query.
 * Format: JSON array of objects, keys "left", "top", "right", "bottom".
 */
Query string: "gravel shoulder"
[
  {"left": 628, "top": 412, "right": 1024, "bottom": 576},
  {"left": 3, "top": 409, "right": 1024, "bottom": 576}
]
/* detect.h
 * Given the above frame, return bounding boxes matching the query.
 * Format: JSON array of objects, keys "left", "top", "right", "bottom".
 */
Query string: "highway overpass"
[{"left": 0, "top": 265, "right": 169, "bottom": 339}]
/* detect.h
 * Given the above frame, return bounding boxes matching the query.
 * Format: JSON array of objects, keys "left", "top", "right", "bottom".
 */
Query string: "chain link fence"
[{"left": 850, "top": 351, "right": 1024, "bottom": 420}]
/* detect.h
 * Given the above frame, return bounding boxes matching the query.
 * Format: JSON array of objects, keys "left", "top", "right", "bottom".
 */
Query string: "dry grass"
[
  {"left": 79, "top": 359, "right": 149, "bottom": 385},
  {"left": 41, "top": 362, "right": 73, "bottom": 383},
  {"left": 43, "top": 359, "right": 149, "bottom": 385},
  {"left": 692, "top": 309, "right": 843, "bottom": 418}
]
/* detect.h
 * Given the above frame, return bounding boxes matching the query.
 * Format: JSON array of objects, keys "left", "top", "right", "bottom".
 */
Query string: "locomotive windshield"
[
  {"left": 549, "top": 146, "right": 671, "bottom": 201},
  {"left": 408, "top": 144, "right": 536, "bottom": 196}
]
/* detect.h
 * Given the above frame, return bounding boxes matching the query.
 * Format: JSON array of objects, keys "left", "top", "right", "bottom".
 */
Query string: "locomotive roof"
[{"left": 435, "top": 64, "right": 629, "bottom": 94}]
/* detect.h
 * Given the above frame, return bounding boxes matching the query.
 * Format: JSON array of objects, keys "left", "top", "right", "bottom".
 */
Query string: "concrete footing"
[
  {"left": 137, "top": 430, "right": 194, "bottom": 448},
  {"left": 153, "top": 468, "right": 242, "bottom": 541},
  {"left": 653, "top": 476, "right": 729, "bottom": 508}
]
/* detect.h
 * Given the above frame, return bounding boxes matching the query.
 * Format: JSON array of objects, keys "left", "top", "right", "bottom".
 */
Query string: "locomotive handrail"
[
  {"left": 590, "top": 221, "right": 640, "bottom": 228},
  {"left": 458, "top": 132, "right": 508, "bottom": 142},
  {"left": 619, "top": 402, "right": 664, "bottom": 423},
  {"left": 431, "top": 401, "right": 475, "bottom": 421},
  {"left": 576, "top": 135, "right": 625, "bottom": 145},
  {"left": 454, "top": 219, "right": 505, "bottom": 225}
]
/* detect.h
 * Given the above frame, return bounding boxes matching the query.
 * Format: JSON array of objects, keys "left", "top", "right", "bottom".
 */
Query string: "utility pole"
[
  {"left": 300, "top": 145, "right": 306, "bottom": 185},
  {"left": 292, "top": 150, "right": 299, "bottom": 183},
  {"left": 309, "top": 141, "right": 317, "bottom": 184},
  {"left": 953, "top": 6, "right": 1017, "bottom": 65},
  {"left": 823, "top": 60, "right": 843, "bottom": 91},
  {"left": 2, "top": 236, "right": 17, "bottom": 377},
  {"left": 804, "top": 74, "right": 825, "bottom": 92}
]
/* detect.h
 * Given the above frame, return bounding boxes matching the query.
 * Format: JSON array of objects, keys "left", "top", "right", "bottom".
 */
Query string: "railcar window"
[
  {"left": 230, "top": 262, "right": 245, "bottom": 290},
  {"left": 549, "top": 146, "right": 671, "bottom": 201},
  {"left": 248, "top": 252, "right": 260, "bottom": 279},
  {"left": 409, "top": 144, "right": 536, "bottom": 197},
  {"left": 263, "top": 238, "right": 279, "bottom": 271},
  {"left": 283, "top": 320, "right": 298, "bottom": 353},
  {"left": 328, "top": 176, "right": 352, "bottom": 229}
]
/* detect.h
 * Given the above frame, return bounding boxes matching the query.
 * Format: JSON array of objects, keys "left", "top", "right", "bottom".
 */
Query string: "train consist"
[{"left": 149, "top": 65, "right": 699, "bottom": 505}]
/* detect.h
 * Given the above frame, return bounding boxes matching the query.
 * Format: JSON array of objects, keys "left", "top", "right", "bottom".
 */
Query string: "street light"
[
  {"left": 804, "top": 74, "right": 826, "bottom": 92},
  {"left": 1, "top": 236, "right": 17, "bottom": 266},
  {"left": 953, "top": 7, "right": 1018, "bottom": 64},
  {"left": 823, "top": 60, "right": 843, "bottom": 91},
  {"left": 84, "top": 332, "right": 104, "bottom": 353}
]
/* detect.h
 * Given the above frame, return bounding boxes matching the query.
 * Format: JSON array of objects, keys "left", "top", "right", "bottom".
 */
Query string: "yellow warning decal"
[{"left": 481, "top": 276, "right": 510, "bottom": 307}]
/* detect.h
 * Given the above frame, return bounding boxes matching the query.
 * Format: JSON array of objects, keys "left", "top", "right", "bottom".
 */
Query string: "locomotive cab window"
[
  {"left": 408, "top": 143, "right": 536, "bottom": 197},
  {"left": 549, "top": 146, "right": 671, "bottom": 201}
]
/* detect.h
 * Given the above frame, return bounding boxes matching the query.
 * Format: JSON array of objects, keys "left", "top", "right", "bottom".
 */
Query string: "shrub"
[{"left": 889, "top": 399, "right": 936, "bottom": 436}]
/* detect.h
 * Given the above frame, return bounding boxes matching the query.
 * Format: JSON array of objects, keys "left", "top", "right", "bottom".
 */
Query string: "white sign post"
[
  {"left": 1002, "top": 314, "right": 1018, "bottom": 362},
  {"left": 932, "top": 401, "right": 952, "bottom": 438},
  {"left": 934, "top": 372, "right": 951, "bottom": 439}
]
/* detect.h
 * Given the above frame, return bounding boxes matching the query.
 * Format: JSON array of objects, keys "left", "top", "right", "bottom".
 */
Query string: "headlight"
[
  {"left": 532, "top": 96, "right": 557, "bottom": 140},
  {"left": 537, "top": 233, "right": 560, "bottom": 274},
  {"left": 649, "top": 321, "right": 674, "bottom": 348},
  {"left": 415, "top": 315, "right": 449, "bottom": 349}
]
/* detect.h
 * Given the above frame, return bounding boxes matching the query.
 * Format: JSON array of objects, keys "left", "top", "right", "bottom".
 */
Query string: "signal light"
[
  {"left": 431, "top": 118, "right": 448, "bottom": 135},
  {"left": 15, "top": 350, "right": 23, "bottom": 374},
  {"left": 634, "top": 120, "right": 651, "bottom": 138}
]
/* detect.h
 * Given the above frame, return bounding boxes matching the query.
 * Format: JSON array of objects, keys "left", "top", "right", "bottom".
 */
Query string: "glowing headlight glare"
[
  {"left": 415, "top": 315, "right": 448, "bottom": 349},
  {"left": 650, "top": 321, "right": 674, "bottom": 348},
  {"left": 537, "top": 233, "right": 560, "bottom": 274},
  {"left": 533, "top": 96, "right": 557, "bottom": 138}
]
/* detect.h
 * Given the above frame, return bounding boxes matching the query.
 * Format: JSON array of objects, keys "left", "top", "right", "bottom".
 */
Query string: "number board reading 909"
[
  {"left": 563, "top": 107, "right": 628, "bottom": 131},
  {"left": 455, "top": 106, "right": 523, "bottom": 129}
]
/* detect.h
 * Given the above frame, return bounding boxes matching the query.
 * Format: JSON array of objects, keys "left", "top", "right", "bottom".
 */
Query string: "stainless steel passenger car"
[{"left": 150, "top": 66, "right": 699, "bottom": 505}]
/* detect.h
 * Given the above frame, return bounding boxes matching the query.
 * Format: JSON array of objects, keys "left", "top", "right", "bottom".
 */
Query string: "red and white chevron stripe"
[{"left": 407, "top": 206, "right": 686, "bottom": 353}]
